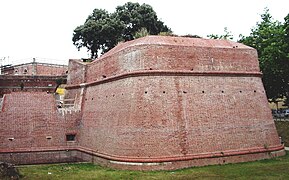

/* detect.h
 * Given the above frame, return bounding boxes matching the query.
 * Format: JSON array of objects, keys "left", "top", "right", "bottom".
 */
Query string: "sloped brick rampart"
[
  {"left": 65, "top": 36, "right": 284, "bottom": 170},
  {"left": 0, "top": 36, "right": 284, "bottom": 170}
]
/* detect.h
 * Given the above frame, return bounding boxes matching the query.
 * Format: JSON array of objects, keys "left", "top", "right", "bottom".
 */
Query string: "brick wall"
[
  {"left": 77, "top": 75, "right": 281, "bottom": 158},
  {"left": 35, "top": 64, "right": 67, "bottom": 76},
  {"left": 0, "top": 36, "right": 284, "bottom": 169},
  {"left": 66, "top": 60, "right": 87, "bottom": 85},
  {"left": 2, "top": 63, "right": 67, "bottom": 76},
  {"left": 82, "top": 36, "right": 259, "bottom": 84},
  {"left": 0, "top": 75, "right": 67, "bottom": 96},
  {"left": 0, "top": 92, "right": 81, "bottom": 164},
  {"left": 67, "top": 36, "right": 284, "bottom": 169}
]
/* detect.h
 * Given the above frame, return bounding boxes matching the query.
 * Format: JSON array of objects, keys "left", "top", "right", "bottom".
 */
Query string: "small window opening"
[
  {"left": 20, "top": 83, "right": 24, "bottom": 90},
  {"left": 24, "top": 69, "right": 28, "bottom": 74},
  {"left": 149, "top": 68, "right": 153, "bottom": 70},
  {"left": 191, "top": 68, "right": 194, "bottom": 71},
  {"left": 221, "top": 90, "right": 224, "bottom": 93},
  {"left": 91, "top": 98, "right": 94, "bottom": 100},
  {"left": 183, "top": 91, "right": 187, "bottom": 94},
  {"left": 254, "top": 90, "right": 256, "bottom": 93},
  {"left": 66, "top": 70, "right": 68, "bottom": 74},
  {"left": 8, "top": 138, "right": 14, "bottom": 141},
  {"left": 202, "top": 91, "right": 205, "bottom": 93},
  {"left": 163, "top": 91, "right": 166, "bottom": 94},
  {"left": 46, "top": 136, "right": 52, "bottom": 140},
  {"left": 239, "top": 91, "right": 242, "bottom": 93},
  {"left": 66, "top": 134, "right": 76, "bottom": 141},
  {"left": 145, "top": 91, "right": 147, "bottom": 94},
  {"left": 102, "top": 75, "right": 106, "bottom": 78}
]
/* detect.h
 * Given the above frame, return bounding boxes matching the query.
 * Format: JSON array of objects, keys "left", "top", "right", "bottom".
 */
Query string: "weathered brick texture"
[
  {"left": 0, "top": 92, "right": 81, "bottom": 163},
  {"left": 0, "top": 75, "right": 66, "bottom": 96},
  {"left": 2, "top": 62, "right": 67, "bottom": 76},
  {"left": 0, "top": 36, "right": 284, "bottom": 170}
]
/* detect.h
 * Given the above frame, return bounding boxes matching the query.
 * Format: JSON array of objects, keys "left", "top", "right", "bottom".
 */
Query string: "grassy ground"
[
  {"left": 274, "top": 120, "right": 289, "bottom": 146},
  {"left": 18, "top": 152, "right": 289, "bottom": 180}
]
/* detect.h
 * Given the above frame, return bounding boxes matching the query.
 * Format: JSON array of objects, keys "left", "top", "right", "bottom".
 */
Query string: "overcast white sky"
[{"left": 0, "top": 0, "right": 288, "bottom": 65}]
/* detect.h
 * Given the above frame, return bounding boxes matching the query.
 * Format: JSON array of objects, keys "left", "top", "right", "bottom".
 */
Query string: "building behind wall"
[
  {"left": 1, "top": 61, "right": 68, "bottom": 76},
  {"left": 0, "top": 60, "right": 68, "bottom": 96}
]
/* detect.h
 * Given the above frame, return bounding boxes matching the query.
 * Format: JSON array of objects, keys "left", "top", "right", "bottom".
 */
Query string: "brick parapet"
[{"left": 67, "top": 36, "right": 259, "bottom": 86}]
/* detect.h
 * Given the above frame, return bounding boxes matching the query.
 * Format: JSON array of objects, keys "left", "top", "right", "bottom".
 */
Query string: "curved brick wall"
[
  {"left": 67, "top": 36, "right": 259, "bottom": 85},
  {"left": 0, "top": 36, "right": 284, "bottom": 170},
  {"left": 65, "top": 36, "right": 284, "bottom": 170}
]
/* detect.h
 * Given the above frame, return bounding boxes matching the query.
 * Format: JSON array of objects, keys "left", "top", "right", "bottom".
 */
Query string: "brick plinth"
[
  {"left": 85, "top": 149, "right": 285, "bottom": 171},
  {"left": 0, "top": 150, "right": 81, "bottom": 165}
]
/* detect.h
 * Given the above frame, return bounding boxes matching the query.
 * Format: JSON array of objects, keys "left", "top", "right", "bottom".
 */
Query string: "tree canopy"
[
  {"left": 207, "top": 27, "right": 233, "bottom": 40},
  {"left": 239, "top": 9, "right": 289, "bottom": 102},
  {"left": 72, "top": 2, "right": 171, "bottom": 58}
]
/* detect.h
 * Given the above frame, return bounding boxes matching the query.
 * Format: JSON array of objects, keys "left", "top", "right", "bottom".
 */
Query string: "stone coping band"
[
  {"left": 66, "top": 70, "right": 262, "bottom": 89},
  {"left": 0, "top": 144, "right": 284, "bottom": 163}
]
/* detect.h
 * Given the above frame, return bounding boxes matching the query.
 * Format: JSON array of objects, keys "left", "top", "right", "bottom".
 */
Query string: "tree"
[
  {"left": 239, "top": 9, "right": 289, "bottom": 102},
  {"left": 72, "top": 2, "right": 171, "bottom": 58},
  {"left": 113, "top": 2, "right": 171, "bottom": 41},
  {"left": 207, "top": 27, "right": 233, "bottom": 40},
  {"left": 72, "top": 9, "right": 124, "bottom": 58}
]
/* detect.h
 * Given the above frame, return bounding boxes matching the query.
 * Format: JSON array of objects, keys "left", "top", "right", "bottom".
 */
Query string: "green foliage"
[
  {"left": 158, "top": 31, "right": 174, "bottom": 36},
  {"left": 181, "top": 34, "right": 202, "bottom": 38},
  {"left": 275, "top": 121, "right": 289, "bottom": 146},
  {"left": 207, "top": 27, "right": 233, "bottom": 40},
  {"left": 114, "top": 2, "right": 171, "bottom": 41},
  {"left": 72, "top": 2, "right": 171, "bottom": 58},
  {"left": 55, "top": 78, "right": 65, "bottom": 85},
  {"left": 72, "top": 9, "right": 124, "bottom": 58},
  {"left": 134, "top": 27, "right": 150, "bottom": 39},
  {"left": 239, "top": 9, "right": 289, "bottom": 101}
]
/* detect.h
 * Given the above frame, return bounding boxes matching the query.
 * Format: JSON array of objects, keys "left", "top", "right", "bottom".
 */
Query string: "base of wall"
[
  {"left": 0, "top": 148, "right": 285, "bottom": 170},
  {"left": 78, "top": 149, "right": 286, "bottom": 170},
  {"left": 0, "top": 150, "right": 83, "bottom": 165}
]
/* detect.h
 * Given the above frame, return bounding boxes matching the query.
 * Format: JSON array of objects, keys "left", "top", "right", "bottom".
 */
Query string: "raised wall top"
[
  {"left": 67, "top": 36, "right": 259, "bottom": 86},
  {"left": 98, "top": 35, "right": 253, "bottom": 60}
]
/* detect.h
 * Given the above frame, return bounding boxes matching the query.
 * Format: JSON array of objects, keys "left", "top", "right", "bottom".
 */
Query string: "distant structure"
[
  {"left": 0, "top": 59, "right": 67, "bottom": 96},
  {"left": 1, "top": 58, "right": 67, "bottom": 76},
  {"left": 0, "top": 36, "right": 284, "bottom": 170}
]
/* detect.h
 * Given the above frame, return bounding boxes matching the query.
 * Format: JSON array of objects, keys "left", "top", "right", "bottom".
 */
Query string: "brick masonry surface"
[
  {"left": 2, "top": 62, "right": 67, "bottom": 76},
  {"left": 0, "top": 36, "right": 285, "bottom": 170},
  {"left": 0, "top": 75, "right": 67, "bottom": 96}
]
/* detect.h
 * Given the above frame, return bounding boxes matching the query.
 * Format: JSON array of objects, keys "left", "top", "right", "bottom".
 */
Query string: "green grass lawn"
[{"left": 18, "top": 152, "right": 289, "bottom": 180}]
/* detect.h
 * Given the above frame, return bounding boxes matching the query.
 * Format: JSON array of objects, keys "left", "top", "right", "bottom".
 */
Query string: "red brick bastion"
[{"left": 0, "top": 36, "right": 285, "bottom": 170}]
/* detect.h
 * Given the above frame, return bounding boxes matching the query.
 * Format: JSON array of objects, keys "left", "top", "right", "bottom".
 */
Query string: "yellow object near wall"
[
  {"left": 56, "top": 88, "right": 65, "bottom": 95},
  {"left": 268, "top": 97, "right": 288, "bottom": 110}
]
